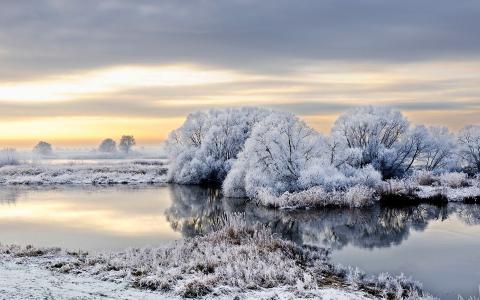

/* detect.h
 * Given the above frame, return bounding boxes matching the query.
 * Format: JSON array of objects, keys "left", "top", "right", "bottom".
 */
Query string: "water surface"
[{"left": 0, "top": 184, "right": 479, "bottom": 299}]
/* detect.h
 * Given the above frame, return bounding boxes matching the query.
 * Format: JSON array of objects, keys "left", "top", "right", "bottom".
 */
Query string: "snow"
[
  {"left": 0, "top": 258, "right": 372, "bottom": 300},
  {"left": 0, "top": 259, "right": 165, "bottom": 300}
]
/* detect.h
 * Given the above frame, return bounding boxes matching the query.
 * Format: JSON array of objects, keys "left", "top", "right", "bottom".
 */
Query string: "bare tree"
[{"left": 0, "top": 148, "right": 19, "bottom": 166}]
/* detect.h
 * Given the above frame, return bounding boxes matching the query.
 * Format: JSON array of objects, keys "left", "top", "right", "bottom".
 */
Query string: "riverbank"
[{"left": 1, "top": 162, "right": 478, "bottom": 209}]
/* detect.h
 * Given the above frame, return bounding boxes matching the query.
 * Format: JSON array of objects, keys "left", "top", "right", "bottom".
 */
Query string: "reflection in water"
[
  {"left": 0, "top": 185, "right": 181, "bottom": 251},
  {"left": 164, "top": 184, "right": 468, "bottom": 250},
  {"left": 165, "top": 185, "right": 246, "bottom": 237},
  {"left": 0, "top": 187, "right": 23, "bottom": 204},
  {"left": 164, "top": 185, "right": 480, "bottom": 299}
]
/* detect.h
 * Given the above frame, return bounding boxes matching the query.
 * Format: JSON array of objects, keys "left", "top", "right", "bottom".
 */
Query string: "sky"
[{"left": 1, "top": 0, "right": 479, "bottom": 147}]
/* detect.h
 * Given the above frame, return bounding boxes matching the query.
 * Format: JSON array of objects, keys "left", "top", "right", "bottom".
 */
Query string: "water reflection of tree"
[
  {"left": 451, "top": 204, "right": 480, "bottom": 225},
  {"left": 165, "top": 185, "right": 246, "bottom": 237},
  {"left": 165, "top": 185, "right": 480, "bottom": 250},
  {"left": 0, "top": 187, "right": 21, "bottom": 205}
]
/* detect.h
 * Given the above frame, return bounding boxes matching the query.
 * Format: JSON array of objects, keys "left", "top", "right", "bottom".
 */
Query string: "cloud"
[
  {"left": 0, "top": 1, "right": 479, "bottom": 145},
  {"left": 1, "top": 0, "right": 480, "bottom": 78}
]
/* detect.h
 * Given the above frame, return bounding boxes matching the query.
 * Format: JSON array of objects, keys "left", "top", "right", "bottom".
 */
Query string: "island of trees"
[{"left": 166, "top": 106, "right": 480, "bottom": 208}]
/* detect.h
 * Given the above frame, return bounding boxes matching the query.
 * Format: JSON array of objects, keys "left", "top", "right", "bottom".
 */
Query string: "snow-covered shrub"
[
  {"left": 381, "top": 178, "right": 418, "bottom": 196},
  {"left": 256, "top": 185, "right": 377, "bottom": 209},
  {"left": 344, "top": 185, "right": 378, "bottom": 207},
  {"left": 413, "top": 170, "right": 438, "bottom": 186},
  {"left": 458, "top": 125, "right": 480, "bottom": 174},
  {"left": 166, "top": 107, "right": 271, "bottom": 184},
  {"left": 0, "top": 148, "right": 20, "bottom": 166},
  {"left": 299, "top": 164, "right": 382, "bottom": 192},
  {"left": 438, "top": 172, "right": 468, "bottom": 188}
]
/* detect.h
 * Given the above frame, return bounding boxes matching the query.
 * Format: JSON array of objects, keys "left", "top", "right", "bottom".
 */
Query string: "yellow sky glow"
[
  {"left": 0, "top": 61, "right": 479, "bottom": 147},
  {"left": 0, "top": 65, "right": 242, "bottom": 103},
  {"left": 0, "top": 117, "right": 185, "bottom": 147}
]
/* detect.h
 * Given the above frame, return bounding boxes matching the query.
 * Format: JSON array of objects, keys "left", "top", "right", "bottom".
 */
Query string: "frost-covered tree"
[
  {"left": 374, "top": 125, "right": 433, "bottom": 178},
  {"left": 98, "top": 138, "right": 117, "bottom": 153},
  {"left": 325, "top": 132, "right": 363, "bottom": 168},
  {"left": 457, "top": 125, "right": 480, "bottom": 174},
  {"left": 331, "top": 106, "right": 435, "bottom": 179},
  {"left": 166, "top": 107, "right": 272, "bottom": 184},
  {"left": 119, "top": 135, "right": 136, "bottom": 154},
  {"left": 332, "top": 106, "right": 409, "bottom": 165},
  {"left": 419, "top": 126, "right": 457, "bottom": 172},
  {"left": 224, "top": 112, "right": 327, "bottom": 197},
  {"left": 33, "top": 141, "right": 53, "bottom": 156},
  {"left": 223, "top": 111, "right": 382, "bottom": 203}
]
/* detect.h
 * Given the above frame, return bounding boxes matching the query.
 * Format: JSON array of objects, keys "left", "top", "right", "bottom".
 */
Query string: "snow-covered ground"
[
  {"left": 0, "top": 219, "right": 433, "bottom": 299},
  {"left": 381, "top": 172, "right": 480, "bottom": 204},
  {"left": 0, "top": 259, "right": 371, "bottom": 300},
  {"left": 0, "top": 160, "right": 168, "bottom": 185}
]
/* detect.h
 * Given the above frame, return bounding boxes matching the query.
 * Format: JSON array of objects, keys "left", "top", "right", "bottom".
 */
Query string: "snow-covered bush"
[
  {"left": 299, "top": 164, "right": 382, "bottom": 192},
  {"left": 458, "top": 125, "right": 480, "bottom": 174},
  {"left": 166, "top": 107, "right": 271, "bottom": 184},
  {"left": 381, "top": 178, "right": 418, "bottom": 197},
  {"left": 438, "top": 172, "right": 468, "bottom": 188},
  {"left": 0, "top": 148, "right": 20, "bottom": 166},
  {"left": 257, "top": 185, "right": 377, "bottom": 209},
  {"left": 412, "top": 170, "right": 438, "bottom": 186}
]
